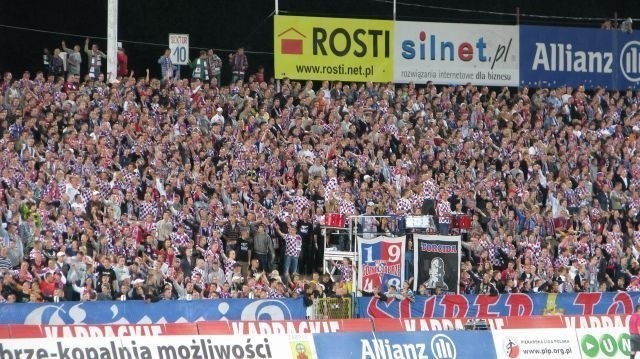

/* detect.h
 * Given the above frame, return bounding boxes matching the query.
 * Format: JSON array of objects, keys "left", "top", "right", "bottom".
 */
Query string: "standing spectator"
[
  {"left": 83, "top": 38, "right": 106, "bottom": 79},
  {"left": 61, "top": 41, "right": 82, "bottom": 76},
  {"left": 234, "top": 229, "right": 253, "bottom": 277},
  {"left": 253, "top": 223, "right": 274, "bottom": 272},
  {"left": 48, "top": 49, "right": 64, "bottom": 77},
  {"left": 206, "top": 49, "right": 222, "bottom": 86},
  {"left": 117, "top": 46, "right": 128, "bottom": 78},
  {"left": 276, "top": 224, "right": 302, "bottom": 283},
  {"left": 436, "top": 190, "right": 452, "bottom": 235},
  {"left": 253, "top": 65, "right": 265, "bottom": 83},
  {"left": 189, "top": 50, "right": 209, "bottom": 82},
  {"left": 157, "top": 48, "right": 176, "bottom": 82},
  {"left": 229, "top": 47, "right": 248, "bottom": 84},
  {"left": 42, "top": 48, "right": 50, "bottom": 73}
]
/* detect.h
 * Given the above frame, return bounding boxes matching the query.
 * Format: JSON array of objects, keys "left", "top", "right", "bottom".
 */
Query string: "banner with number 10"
[{"left": 358, "top": 236, "right": 405, "bottom": 293}]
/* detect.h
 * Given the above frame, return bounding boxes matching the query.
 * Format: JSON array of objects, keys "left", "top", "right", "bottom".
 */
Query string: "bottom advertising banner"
[
  {"left": 576, "top": 327, "right": 631, "bottom": 359},
  {"left": 0, "top": 334, "right": 318, "bottom": 359},
  {"left": 491, "top": 329, "right": 580, "bottom": 359},
  {"left": 313, "top": 330, "right": 497, "bottom": 358}
]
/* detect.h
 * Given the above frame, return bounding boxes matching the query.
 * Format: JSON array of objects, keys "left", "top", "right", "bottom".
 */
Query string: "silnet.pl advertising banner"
[
  {"left": 394, "top": 22, "right": 519, "bottom": 86},
  {"left": 519, "top": 25, "right": 640, "bottom": 89}
]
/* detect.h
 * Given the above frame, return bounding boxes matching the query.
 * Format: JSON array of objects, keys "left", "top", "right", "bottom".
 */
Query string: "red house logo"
[{"left": 278, "top": 27, "right": 305, "bottom": 55}]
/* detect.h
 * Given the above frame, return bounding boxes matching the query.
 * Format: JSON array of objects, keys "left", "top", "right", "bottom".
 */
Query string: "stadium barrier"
[
  {"left": 311, "top": 296, "right": 353, "bottom": 320},
  {"left": 2, "top": 292, "right": 636, "bottom": 325},
  {"left": 0, "top": 313, "right": 630, "bottom": 337},
  {"left": 0, "top": 314, "right": 633, "bottom": 358}
]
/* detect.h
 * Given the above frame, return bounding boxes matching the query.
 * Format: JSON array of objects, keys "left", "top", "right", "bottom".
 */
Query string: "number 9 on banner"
[{"left": 387, "top": 244, "right": 400, "bottom": 262}]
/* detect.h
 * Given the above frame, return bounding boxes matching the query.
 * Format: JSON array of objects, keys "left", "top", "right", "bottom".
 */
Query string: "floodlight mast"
[{"left": 106, "top": 0, "right": 118, "bottom": 80}]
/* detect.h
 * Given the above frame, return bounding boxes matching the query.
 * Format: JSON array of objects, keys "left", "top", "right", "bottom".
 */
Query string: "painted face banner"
[{"left": 414, "top": 235, "right": 461, "bottom": 294}]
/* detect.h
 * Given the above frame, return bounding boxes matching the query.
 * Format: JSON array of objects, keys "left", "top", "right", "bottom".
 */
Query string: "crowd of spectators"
[{"left": 1, "top": 40, "right": 640, "bottom": 304}]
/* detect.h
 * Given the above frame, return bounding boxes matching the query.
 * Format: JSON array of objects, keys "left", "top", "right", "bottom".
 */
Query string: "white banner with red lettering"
[{"left": 0, "top": 334, "right": 318, "bottom": 359}]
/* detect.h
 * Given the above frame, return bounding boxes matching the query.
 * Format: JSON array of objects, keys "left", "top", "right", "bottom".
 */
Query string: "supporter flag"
[
  {"left": 414, "top": 234, "right": 461, "bottom": 294},
  {"left": 358, "top": 236, "right": 405, "bottom": 293}
]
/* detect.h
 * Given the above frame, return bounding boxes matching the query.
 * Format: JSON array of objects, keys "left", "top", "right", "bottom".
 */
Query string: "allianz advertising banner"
[
  {"left": 314, "top": 331, "right": 497, "bottom": 358},
  {"left": 394, "top": 22, "right": 519, "bottom": 86},
  {"left": 520, "top": 25, "right": 640, "bottom": 89},
  {"left": 274, "top": 15, "right": 394, "bottom": 82}
]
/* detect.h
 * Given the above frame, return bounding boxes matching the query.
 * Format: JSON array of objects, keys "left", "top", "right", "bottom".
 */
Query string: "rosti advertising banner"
[
  {"left": 0, "top": 334, "right": 318, "bottom": 359},
  {"left": 394, "top": 22, "right": 519, "bottom": 86},
  {"left": 520, "top": 25, "right": 640, "bottom": 89},
  {"left": 274, "top": 15, "right": 394, "bottom": 82},
  {"left": 492, "top": 328, "right": 580, "bottom": 359},
  {"left": 576, "top": 327, "right": 632, "bottom": 359},
  {"left": 313, "top": 331, "right": 497, "bottom": 358}
]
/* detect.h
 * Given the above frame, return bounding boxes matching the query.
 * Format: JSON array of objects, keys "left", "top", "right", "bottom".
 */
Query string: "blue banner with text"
[
  {"left": 0, "top": 298, "right": 306, "bottom": 324},
  {"left": 520, "top": 25, "right": 640, "bottom": 89},
  {"left": 313, "top": 331, "right": 497, "bottom": 358},
  {"left": 358, "top": 292, "right": 640, "bottom": 318}
]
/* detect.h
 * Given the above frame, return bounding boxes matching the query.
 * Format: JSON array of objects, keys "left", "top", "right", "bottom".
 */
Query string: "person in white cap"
[{"left": 210, "top": 107, "right": 224, "bottom": 125}]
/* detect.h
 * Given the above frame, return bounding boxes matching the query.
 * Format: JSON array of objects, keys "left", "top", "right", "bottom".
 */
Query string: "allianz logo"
[
  {"left": 530, "top": 40, "right": 640, "bottom": 81},
  {"left": 361, "top": 334, "right": 457, "bottom": 359}
]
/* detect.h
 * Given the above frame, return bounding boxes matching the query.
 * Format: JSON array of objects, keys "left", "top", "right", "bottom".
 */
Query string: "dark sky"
[{"left": 0, "top": 0, "right": 638, "bottom": 81}]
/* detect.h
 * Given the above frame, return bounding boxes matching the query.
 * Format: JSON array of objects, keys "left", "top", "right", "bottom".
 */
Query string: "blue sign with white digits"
[
  {"left": 313, "top": 331, "right": 497, "bottom": 359},
  {"left": 0, "top": 298, "right": 306, "bottom": 324},
  {"left": 520, "top": 25, "right": 640, "bottom": 89}
]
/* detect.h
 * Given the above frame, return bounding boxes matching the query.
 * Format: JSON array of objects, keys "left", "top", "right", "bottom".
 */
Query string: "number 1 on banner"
[{"left": 363, "top": 246, "right": 373, "bottom": 263}]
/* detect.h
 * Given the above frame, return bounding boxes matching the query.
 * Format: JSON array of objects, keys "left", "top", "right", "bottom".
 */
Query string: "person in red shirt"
[
  {"left": 117, "top": 47, "right": 128, "bottom": 78},
  {"left": 631, "top": 304, "right": 640, "bottom": 359}
]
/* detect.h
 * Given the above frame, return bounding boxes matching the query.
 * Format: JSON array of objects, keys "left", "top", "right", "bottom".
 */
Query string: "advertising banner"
[
  {"left": 576, "top": 327, "right": 632, "bottom": 359},
  {"left": 395, "top": 22, "right": 519, "bottom": 86},
  {"left": 0, "top": 334, "right": 317, "bottom": 359},
  {"left": 414, "top": 234, "right": 461, "bottom": 294},
  {"left": 313, "top": 331, "right": 497, "bottom": 358},
  {"left": 492, "top": 328, "right": 580, "bottom": 359},
  {"left": 198, "top": 319, "right": 374, "bottom": 335},
  {"left": 274, "top": 15, "right": 394, "bottom": 82},
  {"left": 358, "top": 291, "right": 640, "bottom": 318},
  {"left": 0, "top": 298, "right": 306, "bottom": 325},
  {"left": 362, "top": 314, "right": 631, "bottom": 333},
  {"left": 520, "top": 25, "right": 640, "bottom": 89},
  {"left": 358, "top": 236, "right": 405, "bottom": 293}
]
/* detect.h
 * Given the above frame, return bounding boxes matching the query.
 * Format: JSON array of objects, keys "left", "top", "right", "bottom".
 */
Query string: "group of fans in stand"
[{"left": 1, "top": 38, "right": 640, "bottom": 304}]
